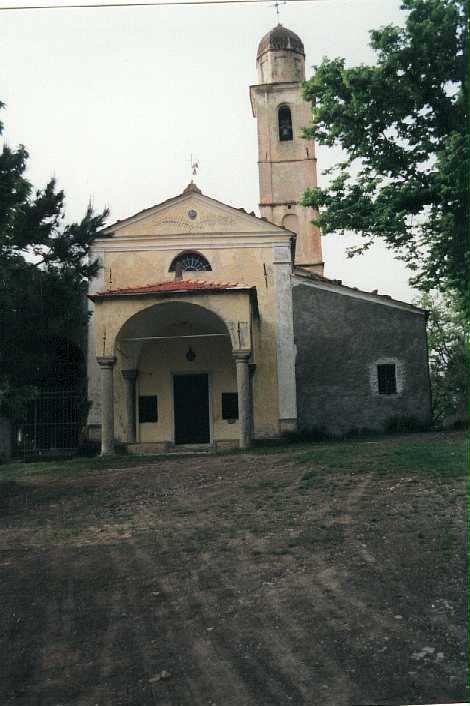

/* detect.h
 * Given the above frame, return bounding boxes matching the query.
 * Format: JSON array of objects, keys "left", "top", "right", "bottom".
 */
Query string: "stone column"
[
  {"left": 249, "top": 363, "right": 256, "bottom": 438},
  {"left": 97, "top": 356, "right": 116, "bottom": 456},
  {"left": 273, "top": 243, "right": 298, "bottom": 434},
  {"left": 121, "top": 369, "right": 138, "bottom": 443},
  {"left": 234, "top": 352, "right": 251, "bottom": 449},
  {"left": 86, "top": 250, "right": 105, "bottom": 431}
]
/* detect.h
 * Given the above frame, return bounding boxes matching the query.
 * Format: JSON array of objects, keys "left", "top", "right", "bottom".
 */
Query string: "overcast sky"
[{"left": 1, "top": 0, "right": 418, "bottom": 302}]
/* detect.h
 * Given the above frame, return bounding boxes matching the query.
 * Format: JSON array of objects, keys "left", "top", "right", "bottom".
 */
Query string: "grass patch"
[
  {"left": 299, "top": 469, "right": 325, "bottom": 490},
  {"left": 294, "top": 436, "right": 466, "bottom": 481},
  {"left": 242, "top": 479, "right": 291, "bottom": 493},
  {"left": 0, "top": 453, "right": 170, "bottom": 482},
  {"left": 0, "top": 432, "right": 465, "bottom": 486},
  {"left": 0, "top": 480, "right": 116, "bottom": 512}
]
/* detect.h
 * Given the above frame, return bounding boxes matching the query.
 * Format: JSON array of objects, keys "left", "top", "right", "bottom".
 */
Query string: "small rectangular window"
[
  {"left": 139, "top": 395, "right": 158, "bottom": 423},
  {"left": 222, "top": 393, "right": 239, "bottom": 420},
  {"left": 377, "top": 364, "right": 397, "bottom": 395}
]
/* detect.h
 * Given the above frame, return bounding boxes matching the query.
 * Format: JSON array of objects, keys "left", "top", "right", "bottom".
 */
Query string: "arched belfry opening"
[
  {"left": 282, "top": 212, "right": 299, "bottom": 235},
  {"left": 278, "top": 105, "right": 293, "bottom": 142}
]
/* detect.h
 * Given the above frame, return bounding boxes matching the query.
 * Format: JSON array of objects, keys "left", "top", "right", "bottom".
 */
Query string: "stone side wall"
[{"left": 293, "top": 283, "right": 432, "bottom": 435}]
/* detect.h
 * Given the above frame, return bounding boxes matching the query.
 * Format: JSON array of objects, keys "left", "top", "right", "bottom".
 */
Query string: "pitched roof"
[
  {"left": 293, "top": 266, "right": 426, "bottom": 314},
  {"left": 90, "top": 279, "right": 252, "bottom": 300},
  {"left": 99, "top": 182, "right": 281, "bottom": 236}
]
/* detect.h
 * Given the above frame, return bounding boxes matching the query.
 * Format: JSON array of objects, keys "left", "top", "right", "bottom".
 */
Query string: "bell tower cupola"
[{"left": 250, "top": 25, "right": 323, "bottom": 272}]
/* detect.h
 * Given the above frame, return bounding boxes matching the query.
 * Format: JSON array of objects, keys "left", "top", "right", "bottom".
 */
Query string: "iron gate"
[{"left": 12, "top": 390, "right": 83, "bottom": 458}]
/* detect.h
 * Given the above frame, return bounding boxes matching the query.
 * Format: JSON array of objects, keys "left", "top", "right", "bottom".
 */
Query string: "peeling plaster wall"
[
  {"left": 250, "top": 81, "right": 322, "bottom": 268},
  {"left": 87, "top": 192, "right": 301, "bottom": 442}
]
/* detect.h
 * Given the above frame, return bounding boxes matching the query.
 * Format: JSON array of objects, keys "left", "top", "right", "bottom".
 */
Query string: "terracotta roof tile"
[{"left": 94, "top": 280, "right": 247, "bottom": 297}]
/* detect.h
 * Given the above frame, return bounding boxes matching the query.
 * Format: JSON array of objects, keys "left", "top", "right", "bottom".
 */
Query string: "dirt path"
[{"left": 0, "top": 443, "right": 466, "bottom": 705}]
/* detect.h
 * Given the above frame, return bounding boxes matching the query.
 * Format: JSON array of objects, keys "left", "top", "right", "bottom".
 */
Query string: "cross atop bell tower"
[
  {"left": 271, "top": 0, "right": 286, "bottom": 23},
  {"left": 249, "top": 25, "right": 323, "bottom": 273}
]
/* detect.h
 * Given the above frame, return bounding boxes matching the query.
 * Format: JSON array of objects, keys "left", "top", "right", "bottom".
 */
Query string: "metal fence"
[{"left": 12, "top": 390, "right": 83, "bottom": 458}]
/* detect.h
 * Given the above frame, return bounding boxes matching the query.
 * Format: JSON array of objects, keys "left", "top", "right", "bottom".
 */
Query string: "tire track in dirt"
[
  {"left": 156, "top": 557, "right": 307, "bottom": 705},
  {"left": 37, "top": 547, "right": 121, "bottom": 706},
  {"left": 124, "top": 474, "right": 313, "bottom": 706},
  {"left": 167, "top": 540, "right": 337, "bottom": 705},
  {"left": 1, "top": 442, "right": 466, "bottom": 705},
  {"left": 131, "top": 540, "right": 258, "bottom": 706},
  {"left": 305, "top": 474, "right": 464, "bottom": 704},
  {"left": 202, "top": 545, "right": 359, "bottom": 706},
  {"left": 133, "top": 469, "right": 376, "bottom": 705},
  {"left": 75, "top": 542, "right": 184, "bottom": 705},
  {"left": 0, "top": 551, "right": 50, "bottom": 705}
]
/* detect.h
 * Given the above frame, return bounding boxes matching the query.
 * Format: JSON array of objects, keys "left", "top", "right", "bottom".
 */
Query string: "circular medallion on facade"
[{"left": 187, "top": 209, "right": 198, "bottom": 220}]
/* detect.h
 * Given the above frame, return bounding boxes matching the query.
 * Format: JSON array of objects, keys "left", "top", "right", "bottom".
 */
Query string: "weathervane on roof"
[
  {"left": 272, "top": 0, "right": 286, "bottom": 22},
  {"left": 190, "top": 154, "right": 199, "bottom": 182}
]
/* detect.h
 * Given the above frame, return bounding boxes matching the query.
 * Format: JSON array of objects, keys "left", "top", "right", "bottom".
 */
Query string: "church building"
[{"left": 86, "top": 25, "right": 431, "bottom": 454}]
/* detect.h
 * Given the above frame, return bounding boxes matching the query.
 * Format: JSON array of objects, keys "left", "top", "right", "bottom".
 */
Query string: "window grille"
[{"left": 169, "top": 252, "right": 211, "bottom": 272}]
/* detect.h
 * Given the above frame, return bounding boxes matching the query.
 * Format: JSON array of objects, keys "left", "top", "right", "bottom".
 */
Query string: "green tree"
[
  {"left": 301, "top": 0, "right": 467, "bottom": 302},
  {"left": 0, "top": 102, "right": 108, "bottom": 418},
  {"left": 416, "top": 291, "right": 467, "bottom": 424}
]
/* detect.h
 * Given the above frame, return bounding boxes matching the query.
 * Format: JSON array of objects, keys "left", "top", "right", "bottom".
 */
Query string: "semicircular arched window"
[
  {"left": 278, "top": 105, "right": 293, "bottom": 142},
  {"left": 169, "top": 252, "right": 212, "bottom": 273}
]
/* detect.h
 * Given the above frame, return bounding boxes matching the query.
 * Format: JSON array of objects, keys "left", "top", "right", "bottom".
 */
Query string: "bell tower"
[{"left": 250, "top": 25, "right": 323, "bottom": 273}]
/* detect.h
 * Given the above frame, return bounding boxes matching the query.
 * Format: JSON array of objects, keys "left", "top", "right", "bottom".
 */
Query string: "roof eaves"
[
  {"left": 89, "top": 283, "right": 256, "bottom": 302},
  {"left": 293, "top": 266, "right": 425, "bottom": 313},
  {"left": 98, "top": 190, "right": 289, "bottom": 237}
]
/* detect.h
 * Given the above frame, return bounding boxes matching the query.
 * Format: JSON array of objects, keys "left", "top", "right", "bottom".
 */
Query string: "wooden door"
[{"left": 173, "top": 374, "right": 210, "bottom": 444}]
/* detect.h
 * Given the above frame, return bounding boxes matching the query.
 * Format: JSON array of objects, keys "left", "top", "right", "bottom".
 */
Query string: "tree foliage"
[
  {"left": 416, "top": 291, "right": 467, "bottom": 424},
  {"left": 301, "top": 0, "right": 467, "bottom": 301},
  {"left": 0, "top": 102, "right": 108, "bottom": 417}
]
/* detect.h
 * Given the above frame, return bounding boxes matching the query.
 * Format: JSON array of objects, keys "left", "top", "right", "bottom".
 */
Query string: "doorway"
[{"left": 173, "top": 373, "right": 210, "bottom": 444}]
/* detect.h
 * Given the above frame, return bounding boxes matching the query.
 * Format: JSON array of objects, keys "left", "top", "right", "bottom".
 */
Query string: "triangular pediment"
[{"left": 100, "top": 188, "right": 291, "bottom": 238}]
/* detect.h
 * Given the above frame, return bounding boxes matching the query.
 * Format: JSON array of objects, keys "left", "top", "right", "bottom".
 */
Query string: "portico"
[{"left": 90, "top": 285, "right": 259, "bottom": 454}]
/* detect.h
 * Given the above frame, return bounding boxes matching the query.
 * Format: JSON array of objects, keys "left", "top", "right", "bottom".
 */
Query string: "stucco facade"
[
  {"left": 87, "top": 186, "right": 297, "bottom": 451},
  {"left": 86, "top": 23, "right": 431, "bottom": 454}
]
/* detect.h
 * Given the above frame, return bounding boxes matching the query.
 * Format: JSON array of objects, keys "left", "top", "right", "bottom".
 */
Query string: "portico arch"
[{"left": 94, "top": 294, "right": 253, "bottom": 454}]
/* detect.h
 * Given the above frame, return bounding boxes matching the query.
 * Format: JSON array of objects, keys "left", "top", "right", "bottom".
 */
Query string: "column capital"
[
  {"left": 121, "top": 369, "right": 138, "bottom": 381},
  {"left": 232, "top": 350, "right": 251, "bottom": 362},
  {"left": 97, "top": 356, "right": 116, "bottom": 369}
]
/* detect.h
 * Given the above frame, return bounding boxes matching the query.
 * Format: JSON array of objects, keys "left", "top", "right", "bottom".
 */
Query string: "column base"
[
  {"left": 86, "top": 424, "right": 102, "bottom": 443},
  {"left": 279, "top": 418, "right": 298, "bottom": 434}
]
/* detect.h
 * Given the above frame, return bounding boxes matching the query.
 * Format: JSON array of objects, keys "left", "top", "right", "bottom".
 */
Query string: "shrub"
[{"left": 385, "top": 415, "right": 429, "bottom": 433}]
